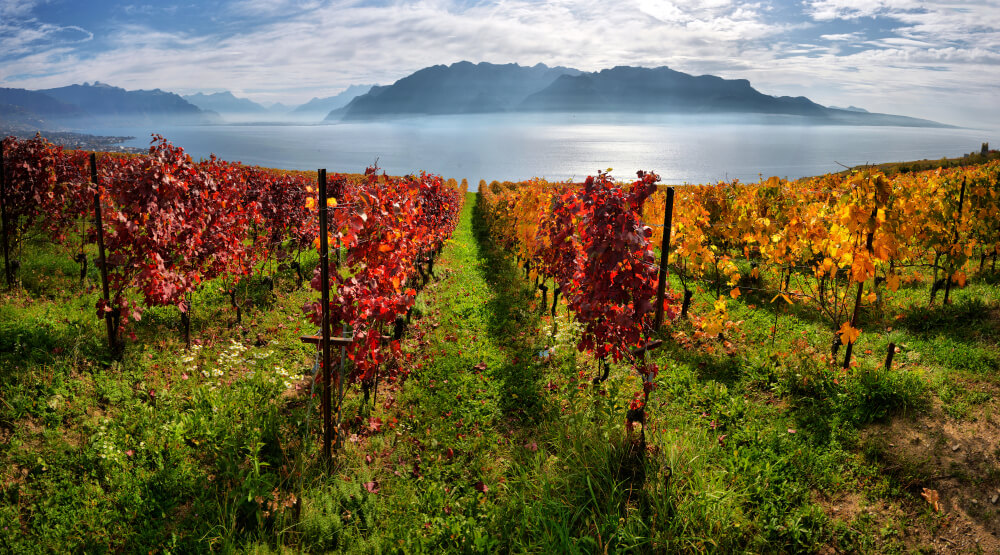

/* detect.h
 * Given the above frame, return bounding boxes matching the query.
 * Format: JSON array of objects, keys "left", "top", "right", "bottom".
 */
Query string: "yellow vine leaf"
[
  {"left": 886, "top": 274, "right": 900, "bottom": 292},
  {"left": 839, "top": 322, "right": 861, "bottom": 345}
]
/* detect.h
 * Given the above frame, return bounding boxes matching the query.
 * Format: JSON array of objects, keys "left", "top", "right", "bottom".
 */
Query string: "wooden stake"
[
  {"left": 654, "top": 187, "right": 675, "bottom": 329},
  {"left": 181, "top": 295, "right": 191, "bottom": 349},
  {"left": 318, "top": 169, "right": 333, "bottom": 461}
]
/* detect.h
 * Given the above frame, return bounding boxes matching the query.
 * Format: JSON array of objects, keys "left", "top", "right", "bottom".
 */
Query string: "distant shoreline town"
[{"left": 0, "top": 124, "right": 143, "bottom": 153}]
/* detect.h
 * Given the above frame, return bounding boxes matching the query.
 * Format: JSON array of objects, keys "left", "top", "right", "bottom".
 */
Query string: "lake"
[{"left": 90, "top": 113, "right": 997, "bottom": 188}]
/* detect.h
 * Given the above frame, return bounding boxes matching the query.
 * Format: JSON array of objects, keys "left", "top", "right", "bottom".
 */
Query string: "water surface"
[{"left": 91, "top": 113, "right": 996, "bottom": 188}]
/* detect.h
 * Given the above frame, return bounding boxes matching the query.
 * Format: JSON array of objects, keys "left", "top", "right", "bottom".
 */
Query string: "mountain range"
[
  {"left": 331, "top": 63, "right": 578, "bottom": 120},
  {"left": 182, "top": 91, "right": 270, "bottom": 115},
  {"left": 0, "top": 83, "right": 378, "bottom": 129},
  {"left": 0, "top": 63, "right": 949, "bottom": 130},
  {"left": 1, "top": 82, "right": 216, "bottom": 128},
  {"left": 331, "top": 62, "right": 947, "bottom": 127},
  {"left": 178, "top": 86, "right": 376, "bottom": 122},
  {"left": 291, "top": 84, "right": 375, "bottom": 117}
]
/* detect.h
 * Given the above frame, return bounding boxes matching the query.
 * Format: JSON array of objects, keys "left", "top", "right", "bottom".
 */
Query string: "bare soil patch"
[{"left": 864, "top": 397, "right": 1000, "bottom": 553}]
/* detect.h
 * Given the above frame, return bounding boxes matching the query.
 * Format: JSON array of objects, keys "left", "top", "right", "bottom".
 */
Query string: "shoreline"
[{"left": 1, "top": 124, "right": 144, "bottom": 153}]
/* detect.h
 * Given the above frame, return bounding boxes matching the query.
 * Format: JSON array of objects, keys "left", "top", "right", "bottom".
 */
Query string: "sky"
[{"left": 1, "top": 0, "right": 998, "bottom": 126}]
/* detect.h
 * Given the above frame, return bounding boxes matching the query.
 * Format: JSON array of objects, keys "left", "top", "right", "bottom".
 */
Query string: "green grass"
[{"left": 1, "top": 193, "right": 998, "bottom": 552}]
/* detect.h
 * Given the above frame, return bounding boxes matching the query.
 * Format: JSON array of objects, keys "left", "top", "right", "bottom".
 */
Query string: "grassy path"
[
  {"left": 314, "top": 192, "right": 557, "bottom": 551},
  {"left": 319, "top": 192, "right": 681, "bottom": 552}
]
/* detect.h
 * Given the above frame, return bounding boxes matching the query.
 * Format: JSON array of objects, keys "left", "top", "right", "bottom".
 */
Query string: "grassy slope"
[
  {"left": 1, "top": 191, "right": 999, "bottom": 553},
  {"left": 848, "top": 149, "right": 1000, "bottom": 176}
]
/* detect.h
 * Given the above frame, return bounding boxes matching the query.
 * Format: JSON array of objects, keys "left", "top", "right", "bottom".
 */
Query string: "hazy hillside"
[
  {"left": 519, "top": 66, "right": 827, "bottom": 115},
  {"left": 327, "top": 62, "right": 948, "bottom": 127},
  {"left": 183, "top": 91, "right": 269, "bottom": 115},
  {"left": 40, "top": 82, "right": 213, "bottom": 124},
  {"left": 293, "top": 84, "right": 375, "bottom": 116},
  {"left": 0, "top": 88, "right": 87, "bottom": 121},
  {"left": 332, "top": 62, "right": 580, "bottom": 120}
]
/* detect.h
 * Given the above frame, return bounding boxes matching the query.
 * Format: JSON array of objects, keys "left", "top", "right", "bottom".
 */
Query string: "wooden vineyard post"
[
  {"left": 885, "top": 342, "right": 896, "bottom": 371},
  {"left": 942, "top": 177, "right": 967, "bottom": 305},
  {"left": 91, "top": 154, "right": 118, "bottom": 356},
  {"left": 654, "top": 187, "right": 675, "bottom": 329},
  {"left": 317, "top": 169, "right": 334, "bottom": 462},
  {"left": 0, "top": 142, "right": 12, "bottom": 288},
  {"left": 181, "top": 294, "right": 192, "bottom": 349}
]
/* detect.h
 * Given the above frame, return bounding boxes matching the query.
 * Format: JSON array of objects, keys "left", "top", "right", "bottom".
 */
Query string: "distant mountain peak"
[
  {"left": 187, "top": 91, "right": 240, "bottom": 99},
  {"left": 36, "top": 82, "right": 214, "bottom": 125},
  {"left": 182, "top": 90, "right": 268, "bottom": 115},
  {"left": 333, "top": 62, "right": 581, "bottom": 120},
  {"left": 292, "top": 84, "right": 376, "bottom": 116},
  {"left": 829, "top": 105, "right": 870, "bottom": 113},
  {"left": 328, "top": 62, "right": 947, "bottom": 127}
]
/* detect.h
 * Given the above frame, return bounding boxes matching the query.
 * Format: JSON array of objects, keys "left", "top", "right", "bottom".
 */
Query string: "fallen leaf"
[{"left": 921, "top": 488, "right": 940, "bottom": 512}]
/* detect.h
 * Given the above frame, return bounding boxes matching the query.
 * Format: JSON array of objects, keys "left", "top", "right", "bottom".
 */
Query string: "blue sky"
[{"left": 1, "top": 0, "right": 998, "bottom": 126}]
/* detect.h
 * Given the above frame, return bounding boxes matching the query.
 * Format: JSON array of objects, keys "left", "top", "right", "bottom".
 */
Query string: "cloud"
[
  {"left": 820, "top": 32, "right": 860, "bottom": 41},
  {"left": 2, "top": 0, "right": 792, "bottom": 91},
  {"left": 0, "top": 0, "right": 42, "bottom": 18},
  {"left": 0, "top": 0, "right": 996, "bottom": 126},
  {"left": 0, "top": 21, "right": 93, "bottom": 58},
  {"left": 806, "top": 0, "right": 921, "bottom": 21},
  {"left": 228, "top": 0, "right": 325, "bottom": 16},
  {"left": 790, "top": 0, "right": 1000, "bottom": 124},
  {"left": 805, "top": 0, "right": 1000, "bottom": 55}
]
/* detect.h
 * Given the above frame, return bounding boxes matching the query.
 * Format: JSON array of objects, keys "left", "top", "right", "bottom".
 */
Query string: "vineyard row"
[
  {"left": 0, "top": 134, "right": 465, "bottom": 453},
  {"left": 478, "top": 160, "right": 1000, "bottom": 403}
]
